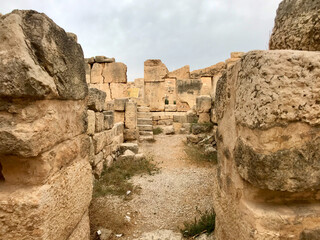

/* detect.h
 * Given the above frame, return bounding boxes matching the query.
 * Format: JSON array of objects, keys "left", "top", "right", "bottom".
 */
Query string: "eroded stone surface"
[
  {"left": 0, "top": 10, "right": 87, "bottom": 100},
  {"left": 269, "top": 0, "right": 320, "bottom": 51}
]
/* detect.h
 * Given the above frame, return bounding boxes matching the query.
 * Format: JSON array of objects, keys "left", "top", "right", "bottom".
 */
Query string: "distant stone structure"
[
  {"left": 214, "top": 0, "right": 320, "bottom": 239},
  {"left": 0, "top": 10, "right": 92, "bottom": 239}
]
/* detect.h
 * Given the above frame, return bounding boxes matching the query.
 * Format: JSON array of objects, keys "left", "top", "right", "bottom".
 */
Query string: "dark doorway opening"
[{"left": 0, "top": 162, "right": 5, "bottom": 182}]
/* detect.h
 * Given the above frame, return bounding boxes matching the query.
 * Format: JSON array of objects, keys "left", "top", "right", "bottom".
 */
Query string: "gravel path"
[{"left": 91, "top": 134, "right": 216, "bottom": 240}]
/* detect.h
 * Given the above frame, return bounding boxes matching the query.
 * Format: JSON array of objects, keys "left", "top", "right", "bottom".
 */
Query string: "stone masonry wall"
[
  {"left": 0, "top": 10, "right": 92, "bottom": 240},
  {"left": 87, "top": 88, "right": 124, "bottom": 178},
  {"left": 214, "top": 50, "right": 320, "bottom": 240}
]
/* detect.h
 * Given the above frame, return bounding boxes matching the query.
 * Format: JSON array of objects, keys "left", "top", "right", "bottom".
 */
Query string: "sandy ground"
[{"left": 90, "top": 134, "right": 216, "bottom": 240}]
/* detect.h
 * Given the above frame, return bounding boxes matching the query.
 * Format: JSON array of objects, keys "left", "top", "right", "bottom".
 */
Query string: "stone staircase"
[{"left": 137, "top": 106, "right": 154, "bottom": 142}]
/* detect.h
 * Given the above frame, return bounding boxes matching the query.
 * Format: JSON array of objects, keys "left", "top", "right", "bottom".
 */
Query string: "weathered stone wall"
[
  {"left": 0, "top": 10, "right": 92, "bottom": 240},
  {"left": 85, "top": 56, "right": 128, "bottom": 101},
  {"left": 214, "top": 50, "right": 320, "bottom": 240},
  {"left": 269, "top": 0, "right": 320, "bottom": 51},
  {"left": 87, "top": 88, "right": 124, "bottom": 178}
]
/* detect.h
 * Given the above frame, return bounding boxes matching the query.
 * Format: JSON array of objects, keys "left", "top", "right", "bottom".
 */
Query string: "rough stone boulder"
[
  {"left": 144, "top": 59, "right": 169, "bottom": 82},
  {"left": 88, "top": 88, "right": 107, "bottom": 112},
  {"left": 167, "top": 65, "right": 190, "bottom": 79},
  {"left": 0, "top": 10, "right": 88, "bottom": 99},
  {"left": 269, "top": 0, "right": 320, "bottom": 51},
  {"left": 220, "top": 50, "right": 320, "bottom": 192}
]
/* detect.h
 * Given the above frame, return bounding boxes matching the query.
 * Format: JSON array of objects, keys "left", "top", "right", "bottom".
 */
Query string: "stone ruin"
[
  {"left": 0, "top": 10, "right": 92, "bottom": 239},
  {"left": 1, "top": 0, "right": 320, "bottom": 239},
  {"left": 214, "top": 0, "right": 320, "bottom": 239}
]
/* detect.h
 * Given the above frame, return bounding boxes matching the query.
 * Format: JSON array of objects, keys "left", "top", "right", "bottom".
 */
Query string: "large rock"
[
  {"left": 125, "top": 101, "right": 137, "bottom": 129},
  {"left": 144, "top": 59, "right": 168, "bottom": 82},
  {"left": 88, "top": 88, "right": 106, "bottom": 112},
  {"left": 0, "top": 100, "right": 87, "bottom": 157},
  {"left": 0, "top": 159, "right": 92, "bottom": 240},
  {"left": 269, "top": 0, "right": 320, "bottom": 51},
  {"left": 196, "top": 95, "right": 212, "bottom": 113},
  {"left": 0, "top": 10, "right": 88, "bottom": 99},
  {"left": 102, "top": 62, "right": 127, "bottom": 83}
]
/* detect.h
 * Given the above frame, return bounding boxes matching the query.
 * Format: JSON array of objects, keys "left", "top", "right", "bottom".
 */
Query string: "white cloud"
[{"left": 0, "top": 0, "right": 282, "bottom": 81}]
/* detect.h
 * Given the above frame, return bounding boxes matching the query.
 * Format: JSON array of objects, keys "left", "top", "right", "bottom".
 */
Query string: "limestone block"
[
  {"left": 269, "top": 0, "right": 320, "bottom": 51},
  {"left": 114, "top": 98, "right": 129, "bottom": 111},
  {"left": 0, "top": 10, "right": 87, "bottom": 100},
  {"left": 89, "top": 136, "right": 95, "bottom": 165},
  {"left": 0, "top": 159, "right": 92, "bottom": 240},
  {"left": 87, "top": 57, "right": 95, "bottom": 64},
  {"left": 124, "top": 129, "right": 138, "bottom": 141},
  {"left": 95, "top": 112, "right": 105, "bottom": 133},
  {"left": 114, "top": 111, "right": 125, "bottom": 123},
  {"left": 93, "top": 159, "right": 104, "bottom": 178},
  {"left": 118, "top": 150, "right": 135, "bottom": 161},
  {"left": 125, "top": 101, "right": 137, "bottom": 129},
  {"left": 110, "top": 83, "right": 128, "bottom": 99},
  {"left": 200, "top": 76, "right": 212, "bottom": 95},
  {"left": 93, "top": 152, "right": 103, "bottom": 168},
  {"left": 103, "top": 144, "right": 113, "bottom": 159},
  {"left": 88, "top": 88, "right": 107, "bottom": 112},
  {"left": 173, "top": 115, "right": 187, "bottom": 123},
  {"left": 93, "top": 130, "right": 113, "bottom": 154},
  {"left": 198, "top": 113, "right": 211, "bottom": 123},
  {"left": 167, "top": 65, "right": 190, "bottom": 79},
  {"left": 176, "top": 101, "right": 190, "bottom": 112},
  {"left": 105, "top": 155, "right": 114, "bottom": 168},
  {"left": 68, "top": 211, "right": 90, "bottom": 240},
  {"left": 120, "top": 143, "right": 139, "bottom": 154},
  {"left": 134, "top": 153, "right": 145, "bottom": 161},
  {"left": 0, "top": 134, "right": 88, "bottom": 185},
  {"left": 87, "top": 110, "right": 95, "bottom": 135},
  {"left": 190, "top": 62, "right": 226, "bottom": 79},
  {"left": 0, "top": 100, "right": 86, "bottom": 157},
  {"left": 113, "top": 122, "right": 124, "bottom": 136},
  {"left": 163, "top": 126, "right": 175, "bottom": 135},
  {"left": 104, "top": 101, "right": 114, "bottom": 111},
  {"left": 102, "top": 62, "right": 127, "bottom": 83},
  {"left": 112, "top": 134, "right": 124, "bottom": 152},
  {"left": 144, "top": 59, "right": 168, "bottom": 82},
  {"left": 158, "top": 119, "right": 173, "bottom": 126},
  {"left": 95, "top": 56, "right": 115, "bottom": 63},
  {"left": 196, "top": 95, "right": 212, "bottom": 113},
  {"left": 186, "top": 110, "right": 198, "bottom": 123},
  {"left": 165, "top": 104, "right": 177, "bottom": 112},
  {"left": 90, "top": 63, "right": 103, "bottom": 84},
  {"left": 103, "top": 111, "right": 114, "bottom": 130},
  {"left": 144, "top": 81, "right": 166, "bottom": 111}
]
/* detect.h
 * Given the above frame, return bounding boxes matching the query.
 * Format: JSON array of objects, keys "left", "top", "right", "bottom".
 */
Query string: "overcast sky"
[{"left": 1, "top": 0, "right": 282, "bottom": 81}]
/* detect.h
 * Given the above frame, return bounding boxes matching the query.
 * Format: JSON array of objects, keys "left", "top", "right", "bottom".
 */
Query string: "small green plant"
[
  {"left": 165, "top": 99, "right": 169, "bottom": 105},
  {"left": 153, "top": 127, "right": 163, "bottom": 135},
  {"left": 93, "top": 155, "right": 159, "bottom": 198},
  {"left": 184, "top": 143, "right": 217, "bottom": 164},
  {"left": 180, "top": 209, "right": 216, "bottom": 238}
]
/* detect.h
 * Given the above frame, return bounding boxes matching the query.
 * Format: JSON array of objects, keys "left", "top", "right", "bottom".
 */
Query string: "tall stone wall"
[
  {"left": 0, "top": 10, "right": 92, "bottom": 240},
  {"left": 214, "top": 50, "right": 320, "bottom": 240}
]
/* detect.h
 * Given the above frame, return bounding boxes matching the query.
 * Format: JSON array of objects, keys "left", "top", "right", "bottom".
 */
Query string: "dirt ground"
[{"left": 90, "top": 134, "right": 216, "bottom": 240}]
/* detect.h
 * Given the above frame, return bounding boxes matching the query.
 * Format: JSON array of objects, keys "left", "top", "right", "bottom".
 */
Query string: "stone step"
[
  {"left": 137, "top": 106, "right": 150, "bottom": 112},
  {"left": 139, "top": 131, "right": 153, "bottom": 136},
  {"left": 139, "top": 135, "right": 154, "bottom": 142},
  {"left": 137, "top": 112, "right": 152, "bottom": 118},
  {"left": 138, "top": 118, "right": 153, "bottom": 125},
  {"left": 138, "top": 125, "right": 153, "bottom": 131}
]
